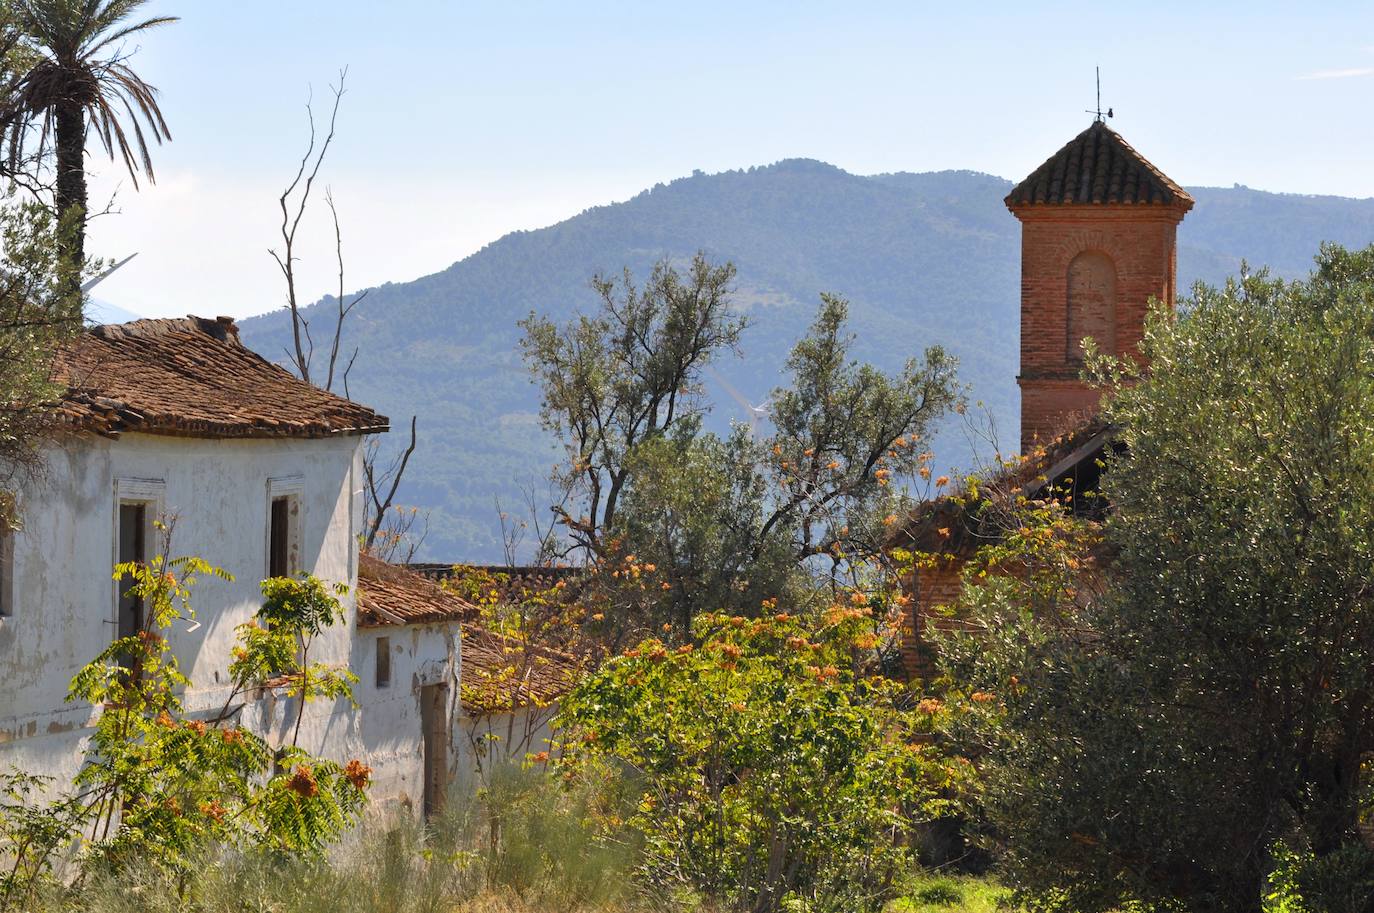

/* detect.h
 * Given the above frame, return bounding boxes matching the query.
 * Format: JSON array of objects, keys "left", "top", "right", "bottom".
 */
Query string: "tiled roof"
[
  {"left": 407, "top": 563, "right": 581, "bottom": 603},
  {"left": 1005, "top": 121, "right": 1193, "bottom": 208},
  {"left": 460, "top": 624, "right": 580, "bottom": 715},
  {"left": 357, "top": 554, "right": 479, "bottom": 627},
  {"left": 54, "top": 316, "right": 387, "bottom": 439}
]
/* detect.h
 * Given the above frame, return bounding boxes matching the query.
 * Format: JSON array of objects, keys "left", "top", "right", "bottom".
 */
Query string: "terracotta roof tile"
[
  {"left": 1005, "top": 121, "right": 1193, "bottom": 208},
  {"left": 54, "top": 316, "right": 387, "bottom": 439},
  {"left": 357, "top": 554, "right": 479, "bottom": 627},
  {"left": 407, "top": 563, "right": 580, "bottom": 603},
  {"left": 460, "top": 624, "right": 580, "bottom": 715}
]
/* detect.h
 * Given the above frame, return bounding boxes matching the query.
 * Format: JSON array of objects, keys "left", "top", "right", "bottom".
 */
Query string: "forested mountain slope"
[{"left": 238, "top": 162, "right": 1374, "bottom": 559}]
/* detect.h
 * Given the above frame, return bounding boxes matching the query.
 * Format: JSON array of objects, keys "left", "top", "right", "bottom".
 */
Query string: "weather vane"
[{"left": 1087, "top": 66, "right": 1113, "bottom": 122}]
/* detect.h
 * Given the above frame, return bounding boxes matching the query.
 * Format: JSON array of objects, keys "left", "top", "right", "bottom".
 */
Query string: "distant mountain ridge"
[{"left": 237, "top": 160, "right": 1374, "bottom": 560}]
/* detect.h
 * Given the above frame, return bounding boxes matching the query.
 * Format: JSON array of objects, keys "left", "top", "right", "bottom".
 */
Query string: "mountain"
[
  {"left": 87, "top": 298, "right": 143, "bottom": 325},
  {"left": 237, "top": 162, "right": 1374, "bottom": 561}
]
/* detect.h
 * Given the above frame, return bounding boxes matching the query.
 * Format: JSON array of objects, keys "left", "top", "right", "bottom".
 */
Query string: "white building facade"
[{"left": 0, "top": 316, "right": 467, "bottom": 817}]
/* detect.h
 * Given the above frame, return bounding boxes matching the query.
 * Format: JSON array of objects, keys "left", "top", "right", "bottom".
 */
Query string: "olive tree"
[
  {"left": 522, "top": 258, "right": 960, "bottom": 639},
  {"left": 940, "top": 244, "right": 1374, "bottom": 913}
]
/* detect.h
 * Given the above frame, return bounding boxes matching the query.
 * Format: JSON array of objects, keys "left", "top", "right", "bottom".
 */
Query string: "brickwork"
[
  {"left": 1011, "top": 204, "right": 1189, "bottom": 452},
  {"left": 900, "top": 560, "right": 966, "bottom": 681},
  {"left": 893, "top": 123, "right": 1194, "bottom": 682}
]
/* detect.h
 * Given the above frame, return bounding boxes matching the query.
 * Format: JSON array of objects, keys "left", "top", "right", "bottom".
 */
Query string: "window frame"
[
  {"left": 375, "top": 635, "right": 392, "bottom": 689},
  {"left": 265, "top": 476, "right": 304, "bottom": 579},
  {"left": 111, "top": 477, "right": 165, "bottom": 637}
]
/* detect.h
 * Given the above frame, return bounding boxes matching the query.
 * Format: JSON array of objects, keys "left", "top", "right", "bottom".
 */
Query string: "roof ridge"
[{"left": 91, "top": 315, "right": 240, "bottom": 346}]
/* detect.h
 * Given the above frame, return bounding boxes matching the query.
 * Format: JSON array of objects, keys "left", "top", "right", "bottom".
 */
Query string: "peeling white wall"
[{"left": 0, "top": 431, "right": 461, "bottom": 817}]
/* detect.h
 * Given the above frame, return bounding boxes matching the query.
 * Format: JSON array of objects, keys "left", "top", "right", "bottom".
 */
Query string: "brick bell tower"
[{"left": 1006, "top": 120, "right": 1193, "bottom": 453}]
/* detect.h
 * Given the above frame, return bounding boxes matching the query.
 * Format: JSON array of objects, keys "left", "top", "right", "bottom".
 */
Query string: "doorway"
[{"left": 419, "top": 682, "right": 449, "bottom": 817}]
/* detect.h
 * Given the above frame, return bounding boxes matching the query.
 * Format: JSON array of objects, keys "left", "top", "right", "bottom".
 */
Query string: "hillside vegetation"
[{"left": 237, "top": 162, "right": 1374, "bottom": 560}]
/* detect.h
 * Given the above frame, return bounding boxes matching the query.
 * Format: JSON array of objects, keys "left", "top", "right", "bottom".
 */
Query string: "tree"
[
  {"left": 0, "top": 199, "right": 83, "bottom": 527},
  {"left": 520, "top": 253, "right": 746, "bottom": 560},
  {"left": 938, "top": 245, "right": 1374, "bottom": 913},
  {"left": 0, "top": 536, "right": 369, "bottom": 909},
  {"left": 523, "top": 267, "right": 960, "bottom": 639},
  {"left": 5, "top": 0, "right": 175, "bottom": 292}
]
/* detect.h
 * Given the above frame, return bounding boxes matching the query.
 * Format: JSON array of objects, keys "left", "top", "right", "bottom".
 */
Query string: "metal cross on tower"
[{"left": 1086, "top": 66, "right": 1113, "bottom": 122}]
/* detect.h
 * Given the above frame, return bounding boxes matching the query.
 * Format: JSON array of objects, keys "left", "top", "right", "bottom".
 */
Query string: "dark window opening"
[
  {"left": 269, "top": 496, "right": 291, "bottom": 578},
  {"left": 117, "top": 503, "right": 147, "bottom": 643},
  {"left": 0, "top": 528, "right": 12, "bottom": 618},
  {"left": 376, "top": 636, "right": 391, "bottom": 688}
]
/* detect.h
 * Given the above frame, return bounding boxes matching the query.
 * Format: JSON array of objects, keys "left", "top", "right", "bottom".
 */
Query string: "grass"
[{"left": 889, "top": 874, "right": 1013, "bottom": 913}]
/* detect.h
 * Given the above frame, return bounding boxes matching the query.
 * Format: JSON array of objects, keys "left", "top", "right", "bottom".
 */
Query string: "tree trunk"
[{"left": 53, "top": 98, "right": 86, "bottom": 304}]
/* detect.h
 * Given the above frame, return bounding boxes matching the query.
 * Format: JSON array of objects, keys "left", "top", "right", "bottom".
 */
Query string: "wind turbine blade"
[
  {"left": 705, "top": 365, "right": 762, "bottom": 413},
  {"left": 81, "top": 253, "right": 139, "bottom": 294}
]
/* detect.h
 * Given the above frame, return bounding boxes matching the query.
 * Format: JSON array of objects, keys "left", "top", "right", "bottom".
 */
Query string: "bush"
[{"left": 558, "top": 607, "right": 965, "bottom": 913}]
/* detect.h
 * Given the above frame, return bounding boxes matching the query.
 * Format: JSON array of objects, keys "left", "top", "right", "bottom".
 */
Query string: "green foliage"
[
  {"left": 12, "top": 767, "right": 645, "bottom": 913},
  {"left": 938, "top": 244, "right": 1374, "bottom": 913},
  {"left": 0, "top": 553, "right": 370, "bottom": 911},
  {"left": 247, "top": 574, "right": 359, "bottom": 746},
  {"left": 1265, "top": 840, "right": 1374, "bottom": 913},
  {"left": 559, "top": 605, "right": 967, "bottom": 913},
  {"left": 528, "top": 273, "right": 960, "bottom": 641},
  {"left": 520, "top": 252, "right": 746, "bottom": 559},
  {"left": 0, "top": 199, "right": 84, "bottom": 519},
  {"left": 890, "top": 873, "right": 1014, "bottom": 913}
]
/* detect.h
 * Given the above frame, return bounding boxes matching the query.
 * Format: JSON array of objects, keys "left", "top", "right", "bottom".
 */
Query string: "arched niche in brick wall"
[{"left": 1066, "top": 250, "right": 1117, "bottom": 362}]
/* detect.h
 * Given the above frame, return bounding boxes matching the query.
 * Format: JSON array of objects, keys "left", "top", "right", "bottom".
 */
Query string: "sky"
[{"left": 80, "top": 0, "right": 1374, "bottom": 320}]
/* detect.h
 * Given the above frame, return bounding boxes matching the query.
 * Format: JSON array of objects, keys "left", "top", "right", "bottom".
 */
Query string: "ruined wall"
[{"left": 901, "top": 559, "right": 966, "bottom": 681}]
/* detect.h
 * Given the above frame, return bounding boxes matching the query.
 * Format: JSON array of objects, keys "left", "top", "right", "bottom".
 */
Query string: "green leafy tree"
[
  {"left": 0, "top": 198, "right": 83, "bottom": 525},
  {"left": 523, "top": 261, "right": 960, "bottom": 640},
  {"left": 520, "top": 252, "right": 746, "bottom": 560},
  {"left": 939, "top": 245, "right": 1374, "bottom": 913},
  {"left": 559, "top": 600, "right": 967, "bottom": 913}
]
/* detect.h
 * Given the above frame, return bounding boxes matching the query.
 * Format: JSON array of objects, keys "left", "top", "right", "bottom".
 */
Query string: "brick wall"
[
  {"left": 900, "top": 560, "right": 966, "bottom": 681},
  {"left": 1011, "top": 205, "right": 1188, "bottom": 452}
]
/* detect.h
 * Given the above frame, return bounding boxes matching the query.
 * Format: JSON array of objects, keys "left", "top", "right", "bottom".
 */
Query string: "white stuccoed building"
[{"left": 0, "top": 315, "right": 473, "bottom": 816}]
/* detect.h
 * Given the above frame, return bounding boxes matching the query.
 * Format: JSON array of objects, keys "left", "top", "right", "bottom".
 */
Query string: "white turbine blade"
[
  {"left": 81, "top": 253, "right": 138, "bottom": 293},
  {"left": 705, "top": 365, "right": 764, "bottom": 412}
]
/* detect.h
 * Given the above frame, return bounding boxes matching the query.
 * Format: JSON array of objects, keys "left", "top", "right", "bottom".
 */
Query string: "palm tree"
[{"left": 5, "top": 0, "right": 175, "bottom": 289}]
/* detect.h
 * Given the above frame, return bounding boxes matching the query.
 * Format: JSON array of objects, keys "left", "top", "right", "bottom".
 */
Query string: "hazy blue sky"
[{"left": 82, "top": 1, "right": 1374, "bottom": 319}]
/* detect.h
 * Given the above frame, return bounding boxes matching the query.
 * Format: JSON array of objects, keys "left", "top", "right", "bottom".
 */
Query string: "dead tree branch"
[
  {"left": 269, "top": 67, "right": 346, "bottom": 388},
  {"left": 324, "top": 187, "right": 365, "bottom": 393},
  {"left": 363, "top": 415, "right": 421, "bottom": 556}
]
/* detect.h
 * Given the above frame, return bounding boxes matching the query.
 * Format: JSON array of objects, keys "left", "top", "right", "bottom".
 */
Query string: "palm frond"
[
  {"left": 84, "top": 14, "right": 177, "bottom": 57},
  {"left": 5, "top": 0, "right": 173, "bottom": 185}
]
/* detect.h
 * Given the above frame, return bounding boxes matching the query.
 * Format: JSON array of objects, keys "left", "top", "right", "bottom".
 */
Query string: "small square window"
[{"left": 375, "top": 636, "right": 392, "bottom": 689}]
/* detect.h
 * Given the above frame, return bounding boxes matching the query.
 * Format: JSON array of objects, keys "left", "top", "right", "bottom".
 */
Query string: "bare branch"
[
  {"left": 364, "top": 415, "right": 419, "bottom": 552},
  {"left": 276, "top": 68, "right": 348, "bottom": 386},
  {"left": 323, "top": 187, "right": 368, "bottom": 392}
]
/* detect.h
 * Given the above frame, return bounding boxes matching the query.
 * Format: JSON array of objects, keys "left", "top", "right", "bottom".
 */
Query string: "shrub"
[{"left": 558, "top": 606, "right": 965, "bottom": 913}]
